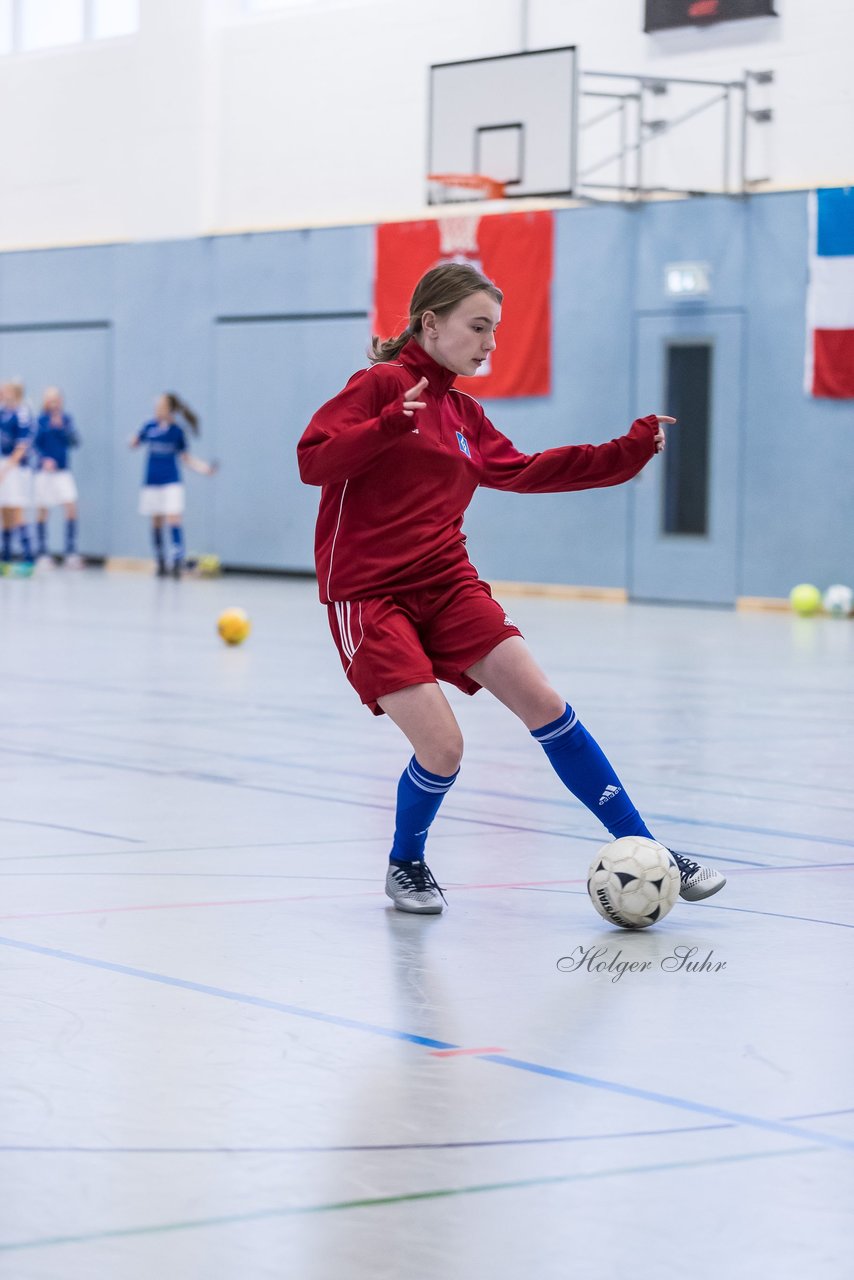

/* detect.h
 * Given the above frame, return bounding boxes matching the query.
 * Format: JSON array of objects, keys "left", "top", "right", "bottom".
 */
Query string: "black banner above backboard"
[{"left": 645, "top": 0, "right": 777, "bottom": 32}]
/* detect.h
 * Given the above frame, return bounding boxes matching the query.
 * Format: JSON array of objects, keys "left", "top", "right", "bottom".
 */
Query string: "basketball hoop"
[{"left": 428, "top": 173, "right": 507, "bottom": 204}]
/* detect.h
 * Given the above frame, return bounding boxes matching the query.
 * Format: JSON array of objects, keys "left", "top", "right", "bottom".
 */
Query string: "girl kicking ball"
[
  {"left": 297, "top": 263, "right": 726, "bottom": 915},
  {"left": 130, "top": 393, "right": 217, "bottom": 578}
]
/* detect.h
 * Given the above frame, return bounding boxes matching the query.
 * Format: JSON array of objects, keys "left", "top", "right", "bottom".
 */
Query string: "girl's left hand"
[{"left": 654, "top": 415, "right": 676, "bottom": 454}]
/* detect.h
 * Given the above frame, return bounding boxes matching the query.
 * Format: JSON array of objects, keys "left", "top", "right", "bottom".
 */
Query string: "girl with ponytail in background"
[{"left": 130, "top": 393, "right": 217, "bottom": 578}]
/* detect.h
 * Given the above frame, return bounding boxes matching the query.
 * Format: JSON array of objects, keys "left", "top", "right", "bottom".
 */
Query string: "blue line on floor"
[
  {"left": 0, "top": 934, "right": 851, "bottom": 1156},
  {"left": 518, "top": 885, "right": 854, "bottom": 930},
  {"left": 0, "top": 818, "right": 141, "bottom": 843},
  {"left": 1, "top": 1107, "right": 851, "bottom": 1157},
  {"left": 644, "top": 811, "right": 854, "bottom": 849},
  {"left": 0, "top": 934, "right": 455, "bottom": 1050},
  {"left": 703, "top": 902, "right": 854, "bottom": 930},
  {"left": 477, "top": 1056, "right": 854, "bottom": 1152},
  {"left": 3, "top": 1106, "right": 853, "bottom": 1156},
  {"left": 4, "top": 744, "right": 852, "bottom": 851}
]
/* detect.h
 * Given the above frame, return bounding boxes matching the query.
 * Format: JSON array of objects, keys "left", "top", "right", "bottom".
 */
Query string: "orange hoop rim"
[{"left": 428, "top": 172, "right": 507, "bottom": 200}]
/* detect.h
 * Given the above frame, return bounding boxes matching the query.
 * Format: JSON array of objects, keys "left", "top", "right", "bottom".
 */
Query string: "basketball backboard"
[{"left": 427, "top": 47, "right": 578, "bottom": 203}]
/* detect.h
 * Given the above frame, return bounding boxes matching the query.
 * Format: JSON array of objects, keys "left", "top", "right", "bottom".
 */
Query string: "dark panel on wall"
[{"left": 663, "top": 343, "right": 711, "bottom": 537}]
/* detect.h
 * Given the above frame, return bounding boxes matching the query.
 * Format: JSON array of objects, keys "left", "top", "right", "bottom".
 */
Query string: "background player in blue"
[
  {"left": 0, "top": 380, "right": 35, "bottom": 566},
  {"left": 34, "top": 387, "right": 83, "bottom": 568},
  {"left": 130, "top": 392, "right": 217, "bottom": 577}
]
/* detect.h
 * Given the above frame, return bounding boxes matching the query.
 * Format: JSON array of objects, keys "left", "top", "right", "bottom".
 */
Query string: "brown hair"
[
  {"left": 166, "top": 392, "right": 200, "bottom": 435},
  {"left": 370, "top": 262, "right": 502, "bottom": 363}
]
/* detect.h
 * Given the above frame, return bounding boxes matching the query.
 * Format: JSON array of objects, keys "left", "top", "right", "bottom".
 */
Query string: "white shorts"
[
  {"left": 0, "top": 466, "right": 33, "bottom": 510},
  {"left": 34, "top": 470, "right": 78, "bottom": 508},
  {"left": 138, "top": 483, "right": 185, "bottom": 517}
]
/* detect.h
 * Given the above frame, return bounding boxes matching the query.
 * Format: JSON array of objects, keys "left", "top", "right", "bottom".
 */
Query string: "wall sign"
[{"left": 645, "top": 1, "right": 777, "bottom": 33}]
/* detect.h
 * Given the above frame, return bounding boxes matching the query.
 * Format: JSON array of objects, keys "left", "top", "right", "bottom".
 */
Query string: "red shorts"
[{"left": 326, "top": 577, "right": 523, "bottom": 715}]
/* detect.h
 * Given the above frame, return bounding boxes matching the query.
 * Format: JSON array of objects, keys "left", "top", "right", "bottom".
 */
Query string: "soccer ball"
[
  {"left": 823, "top": 584, "right": 853, "bottom": 617},
  {"left": 587, "top": 837, "right": 680, "bottom": 930}
]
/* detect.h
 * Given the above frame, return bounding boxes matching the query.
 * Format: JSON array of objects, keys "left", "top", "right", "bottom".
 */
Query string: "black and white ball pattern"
[{"left": 587, "top": 837, "right": 680, "bottom": 930}]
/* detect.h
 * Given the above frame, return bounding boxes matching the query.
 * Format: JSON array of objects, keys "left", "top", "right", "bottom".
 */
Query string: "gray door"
[
  {"left": 629, "top": 312, "right": 743, "bottom": 605},
  {"left": 212, "top": 315, "right": 369, "bottom": 571},
  {"left": 0, "top": 325, "right": 112, "bottom": 556}
]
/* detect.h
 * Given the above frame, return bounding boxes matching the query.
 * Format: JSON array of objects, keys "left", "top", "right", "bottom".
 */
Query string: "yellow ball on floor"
[
  {"left": 198, "top": 554, "right": 221, "bottom": 577},
  {"left": 789, "top": 583, "right": 822, "bottom": 616},
  {"left": 217, "top": 607, "right": 251, "bottom": 645}
]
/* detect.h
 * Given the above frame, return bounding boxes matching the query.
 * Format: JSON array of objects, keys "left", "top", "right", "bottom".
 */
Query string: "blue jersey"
[
  {"left": 35, "top": 413, "right": 80, "bottom": 471},
  {"left": 137, "top": 421, "right": 187, "bottom": 486},
  {"left": 0, "top": 408, "right": 32, "bottom": 467}
]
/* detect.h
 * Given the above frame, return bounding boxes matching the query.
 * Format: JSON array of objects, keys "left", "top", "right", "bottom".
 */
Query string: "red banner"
[{"left": 373, "top": 209, "right": 553, "bottom": 399}]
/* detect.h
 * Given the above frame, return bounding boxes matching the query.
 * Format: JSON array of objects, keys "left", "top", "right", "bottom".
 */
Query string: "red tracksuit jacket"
[{"left": 297, "top": 339, "right": 658, "bottom": 604}]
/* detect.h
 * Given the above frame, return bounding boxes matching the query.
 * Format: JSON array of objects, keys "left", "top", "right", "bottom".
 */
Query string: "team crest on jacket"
[{"left": 455, "top": 431, "right": 471, "bottom": 459}]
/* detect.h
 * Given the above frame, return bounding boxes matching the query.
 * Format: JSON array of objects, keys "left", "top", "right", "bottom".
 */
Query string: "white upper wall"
[{"left": 0, "top": 0, "right": 852, "bottom": 250}]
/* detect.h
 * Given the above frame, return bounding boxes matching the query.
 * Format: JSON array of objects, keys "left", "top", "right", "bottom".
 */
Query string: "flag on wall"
[
  {"left": 374, "top": 210, "right": 553, "bottom": 399},
  {"left": 805, "top": 188, "right": 854, "bottom": 399}
]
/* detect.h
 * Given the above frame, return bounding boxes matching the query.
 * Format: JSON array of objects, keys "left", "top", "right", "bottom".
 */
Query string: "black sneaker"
[
  {"left": 385, "top": 861, "right": 446, "bottom": 914},
  {"left": 669, "top": 850, "right": 727, "bottom": 902}
]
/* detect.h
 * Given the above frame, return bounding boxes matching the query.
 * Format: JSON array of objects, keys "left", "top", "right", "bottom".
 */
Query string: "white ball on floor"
[
  {"left": 823, "top": 584, "right": 853, "bottom": 617},
  {"left": 587, "top": 837, "right": 680, "bottom": 930}
]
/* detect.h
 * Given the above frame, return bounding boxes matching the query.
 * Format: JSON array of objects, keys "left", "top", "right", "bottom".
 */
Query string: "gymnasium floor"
[{"left": 1, "top": 569, "right": 852, "bottom": 1279}]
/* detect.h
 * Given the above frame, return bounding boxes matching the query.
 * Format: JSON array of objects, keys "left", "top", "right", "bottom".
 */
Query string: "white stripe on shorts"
[
  {"left": 334, "top": 602, "right": 353, "bottom": 659},
  {"left": 344, "top": 602, "right": 364, "bottom": 674}
]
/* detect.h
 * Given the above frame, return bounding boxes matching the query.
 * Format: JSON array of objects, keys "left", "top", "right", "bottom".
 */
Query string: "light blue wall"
[
  {"left": 469, "top": 204, "right": 636, "bottom": 588},
  {"left": 1, "top": 194, "right": 851, "bottom": 599}
]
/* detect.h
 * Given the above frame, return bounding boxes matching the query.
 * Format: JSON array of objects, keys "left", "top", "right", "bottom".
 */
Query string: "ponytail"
[
  {"left": 369, "top": 330, "right": 411, "bottom": 364},
  {"left": 166, "top": 392, "right": 200, "bottom": 435}
]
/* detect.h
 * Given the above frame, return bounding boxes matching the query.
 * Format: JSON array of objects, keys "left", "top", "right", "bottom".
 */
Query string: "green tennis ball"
[{"left": 789, "top": 583, "right": 822, "bottom": 616}]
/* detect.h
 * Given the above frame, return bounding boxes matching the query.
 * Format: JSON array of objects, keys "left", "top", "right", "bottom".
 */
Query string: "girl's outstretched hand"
[{"left": 653, "top": 415, "right": 676, "bottom": 454}]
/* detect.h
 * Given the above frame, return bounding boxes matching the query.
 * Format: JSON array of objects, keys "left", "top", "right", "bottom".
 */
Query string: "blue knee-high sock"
[
  {"left": 17, "top": 525, "right": 32, "bottom": 561},
  {"left": 532, "top": 704, "right": 654, "bottom": 841},
  {"left": 36, "top": 521, "right": 48, "bottom": 556},
  {"left": 152, "top": 525, "right": 165, "bottom": 563},
  {"left": 1, "top": 529, "right": 11, "bottom": 562},
  {"left": 390, "top": 757, "right": 459, "bottom": 863},
  {"left": 65, "top": 517, "right": 77, "bottom": 554},
  {"left": 170, "top": 524, "right": 185, "bottom": 565}
]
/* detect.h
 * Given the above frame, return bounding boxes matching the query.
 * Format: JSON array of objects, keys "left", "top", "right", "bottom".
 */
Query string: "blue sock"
[
  {"left": 532, "top": 704, "right": 654, "bottom": 841},
  {"left": 36, "top": 521, "right": 48, "bottom": 556},
  {"left": 1, "top": 529, "right": 11, "bottom": 562},
  {"left": 170, "top": 524, "right": 185, "bottom": 565},
  {"left": 390, "top": 757, "right": 459, "bottom": 863},
  {"left": 18, "top": 525, "right": 33, "bottom": 561},
  {"left": 65, "top": 518, "right": 77, "bottom": 554}
]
